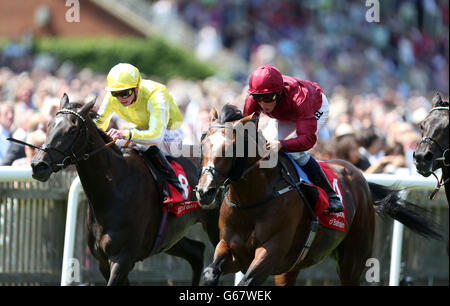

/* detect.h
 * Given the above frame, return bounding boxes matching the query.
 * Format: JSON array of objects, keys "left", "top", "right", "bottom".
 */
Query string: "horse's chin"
[
  {"left": 415, "top": 163, "right": 433, "bottom": 177},
  {"left": 32, "top": 172, "right": 51, "bottom": 182},
  {"left": 31, "top": 165, "right": 54, "bottom": 182}
]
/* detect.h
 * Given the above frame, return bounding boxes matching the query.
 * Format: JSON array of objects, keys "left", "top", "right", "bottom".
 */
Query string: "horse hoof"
[{"left": 202, "top": 267, "right": 219, "bottom": 286}]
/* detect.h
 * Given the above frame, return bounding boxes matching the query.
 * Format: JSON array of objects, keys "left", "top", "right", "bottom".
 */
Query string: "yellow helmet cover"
[{"left": 105, "top": 63, "right": 141, "bottom": 91}]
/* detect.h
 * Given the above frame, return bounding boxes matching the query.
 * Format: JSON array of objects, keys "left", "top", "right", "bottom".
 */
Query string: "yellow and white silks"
[{"left": 96, "top": 79, "right": 184, "bottom": 155}]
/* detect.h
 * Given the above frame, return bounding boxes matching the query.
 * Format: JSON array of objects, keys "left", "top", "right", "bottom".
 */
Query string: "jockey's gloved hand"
[{"left": 266, "top": 140, "right": 282, "bottom": 152}]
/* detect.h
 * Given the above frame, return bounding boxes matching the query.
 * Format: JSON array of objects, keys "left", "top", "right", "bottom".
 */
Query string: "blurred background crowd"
[{"left": 0, "top": 0, "right": 448, "bottom": 177}]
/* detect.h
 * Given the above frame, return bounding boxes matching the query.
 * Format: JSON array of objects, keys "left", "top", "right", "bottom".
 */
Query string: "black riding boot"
[
  {"left": 297, "top": 156, "right": 344, "bottom": 214},
  {"left": 308, "top": 168, "right": 344, "bottom": 213},
  {"left": 146, "top": 146, "right": 188, "bottom": 203}
]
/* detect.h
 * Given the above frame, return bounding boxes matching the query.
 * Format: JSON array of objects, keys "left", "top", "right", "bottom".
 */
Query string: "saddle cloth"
[
  {"left": 166, "top": 160, "right": 199, "bottom": 216},
  {"left": 282, "top": 152, "right": 346, "bottom": 232},
  {"left": 138, "top": 149, "right": 199, "bottom": 217}
]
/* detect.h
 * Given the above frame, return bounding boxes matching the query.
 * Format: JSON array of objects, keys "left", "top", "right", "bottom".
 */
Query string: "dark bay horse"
[
  {"left": 197, "top": 104, "right": 441, "bottom": 286},
  {"left": 414, "top": 92, "right": 449, "bottom": 252},
  {"left": 30, "top": 94, "right": 220, "bottom": 285}
]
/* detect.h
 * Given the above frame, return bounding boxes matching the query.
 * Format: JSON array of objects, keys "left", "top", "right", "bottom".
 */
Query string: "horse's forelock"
[
  {"left": 64, "top": 102, "right": 84, "bottom": 111},
  {"left": 219, "top": 104, "right": 243, "bottom": 123},
  {"left": 432, "top": 93, "right": 449, "bottom": 108},
  {"left": 63, "top": 102, "right": 99, "bottom": 119},
  {"left": 438, "top": 100, "right": 449, "bottom": 108}
]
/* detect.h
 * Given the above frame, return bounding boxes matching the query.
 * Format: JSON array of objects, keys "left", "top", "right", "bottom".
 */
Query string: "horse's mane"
[{"left": 219, "top": 104, "right": 244, "bottom": 123}]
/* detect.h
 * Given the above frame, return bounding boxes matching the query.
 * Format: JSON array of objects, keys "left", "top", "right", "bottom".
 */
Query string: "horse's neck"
[
  {"left": 75, "top": 137, "right": 126, "bottom": 214},
  {"left": 229, "top": 157, "right": 281, "bottom": 205}
]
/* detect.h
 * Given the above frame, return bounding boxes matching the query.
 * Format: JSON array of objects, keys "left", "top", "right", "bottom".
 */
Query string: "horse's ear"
[
  {"left": 209, "top": 108, "right": 218, "bottom": 123},
  {"left": 79, "top": 99, "right": 96, "bottom": 117},
  {"left": 60, "top": 93, "right": 70, "bottom": 109},
  {"left": 236, "top": 113, "right": 255, "bottom": 126},
  {"left": 432, "top": 92, "right": 443, "bottom": 107}
]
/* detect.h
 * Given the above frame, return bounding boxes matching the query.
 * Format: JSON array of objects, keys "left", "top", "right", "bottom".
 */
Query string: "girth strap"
[{"left": 224, "top": 180, "right": 305, "bottom": 210}]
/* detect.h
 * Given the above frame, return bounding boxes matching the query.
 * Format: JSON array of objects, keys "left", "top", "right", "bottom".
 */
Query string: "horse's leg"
[
  {"left": 334, "top": 221, "right": 373, "bottom": 286},
  {"left": 238, "top": 243, "right": 284, "bottom": 286},
  {"left": 165, "top": 237, "right": 205, "bottom": 285},
  {"left": 99, "top": 259, "right": 111, "bottom": 283},
  {"left": 199, "top": 209, "right": 221, "bottom": 247},
  {"left": 203, "top": 239, "right": 240, "bottom": 286},
  {"left": 273, "top": 270, "right": 300, "bottom": 286},
  {"left": 107, "top": 255, "right": 133, "bottom": 286}
]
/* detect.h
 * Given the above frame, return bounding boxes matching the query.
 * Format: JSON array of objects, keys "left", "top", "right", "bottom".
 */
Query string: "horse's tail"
[{"left": 368, "top": 182, "right": 442, "bottom": 239}]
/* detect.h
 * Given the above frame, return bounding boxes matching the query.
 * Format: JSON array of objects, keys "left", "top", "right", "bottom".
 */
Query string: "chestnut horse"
[
  {"left": 197, "top": 104, "right": 441, "bottom": 286},
  {"left": 30, "top": 94, "right": 220, "bottom": 285},
  {"left": 414, "top": 92, "right": 449, "bottom": 252}
]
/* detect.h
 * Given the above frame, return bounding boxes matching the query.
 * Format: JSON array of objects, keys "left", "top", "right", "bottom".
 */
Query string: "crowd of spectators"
[
  {"left": 1, "top": 0, "right": 449, "bottom": 176},
  {"left": 175, "top": 0, "right": 449, "bottom": 97},
  {"left": 0, "top": 60, "right": 445, "bottom": 175}
]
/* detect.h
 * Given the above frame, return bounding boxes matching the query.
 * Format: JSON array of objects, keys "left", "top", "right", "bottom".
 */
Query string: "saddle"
[
  {"left": 279, "top": 151, "right": 346, "bottom": 232},
  {"left": 136, "top": 149, "right": 199, "bottom": 216}
]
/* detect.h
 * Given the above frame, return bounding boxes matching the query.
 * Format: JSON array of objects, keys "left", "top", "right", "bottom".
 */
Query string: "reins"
[
  {"left": 203, "top": 123, "right": 317, "bottom": 218},
  {"left": 202, "top": 122, "right": 320, "bottom": 269}
]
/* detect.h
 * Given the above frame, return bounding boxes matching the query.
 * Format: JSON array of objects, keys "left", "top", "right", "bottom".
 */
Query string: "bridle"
[
  {"left": 417, "top": 106, "right": 449, "bottom": 199},
  {"left": 195, "top": 124, "right": 270, "bottom": 198},
  {"left": 418, "top": 106, "right": 449, "bottom": 168},
  {"left": 8, "top": 108, "right": 115, "bottom": 170},
  {"left": 418, "top": 137, "right": 449, "bottom": 167}
]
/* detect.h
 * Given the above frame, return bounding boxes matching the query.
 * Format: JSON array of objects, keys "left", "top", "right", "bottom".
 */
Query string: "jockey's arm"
[
  {"left": 281, "top": 118, "right": 317, "bottom": 152},
  {"left": 128, "top": 91, "right": 168, "bottom": 146},
  {"left": 95, "top": 95, "right": 115, "bottom": 132}
]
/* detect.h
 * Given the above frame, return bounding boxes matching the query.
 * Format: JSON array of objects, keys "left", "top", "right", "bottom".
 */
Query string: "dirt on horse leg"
[
  {"left": 274, "top": 270, "right": 300, "bottom": 286},
  {"left": 203, "top": 239, "right": 239, "bottom": 286},
  {"left": 165, "top": 236, "right": 206, "bottom": 286}
]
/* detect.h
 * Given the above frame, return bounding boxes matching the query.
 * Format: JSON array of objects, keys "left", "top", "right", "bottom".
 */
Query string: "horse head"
[
  {"left": 196, "top": 105, "right": 259, "bottom": 208},
  {"left": 414, "top": 93, "right": 449, "bottom": 176},
  {"left": 31, "top": 93, "right": 97, "bottom": 182}
]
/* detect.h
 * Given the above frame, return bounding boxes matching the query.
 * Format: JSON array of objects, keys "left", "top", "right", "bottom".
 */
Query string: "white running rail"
[{"left": 0, "top": 167, "right": 443, "bottom": 286}]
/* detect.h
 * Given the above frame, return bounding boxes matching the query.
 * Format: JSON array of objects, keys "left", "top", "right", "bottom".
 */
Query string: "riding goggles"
[
  {"left": 111, "top": 88, "right": 134, "bottom": 98},
  {"left": 252, "top": 93, "right": 278, "bottom": 103}
]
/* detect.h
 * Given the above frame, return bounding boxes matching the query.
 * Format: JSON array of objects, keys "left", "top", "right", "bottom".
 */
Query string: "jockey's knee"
[{"left": 289, "top": 151, "right": 310, "bottom": 166}]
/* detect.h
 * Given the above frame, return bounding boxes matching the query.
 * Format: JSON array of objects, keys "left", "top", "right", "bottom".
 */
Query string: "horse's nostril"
[
  {"left": 424, "top": 151, "right": 434, "bottom": 161},
  {"left": 206, "top": 188, "right": 216, "bottom": 197},
  {"left": 33, "top": 161, "right": 49, "bottom": 170}
]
